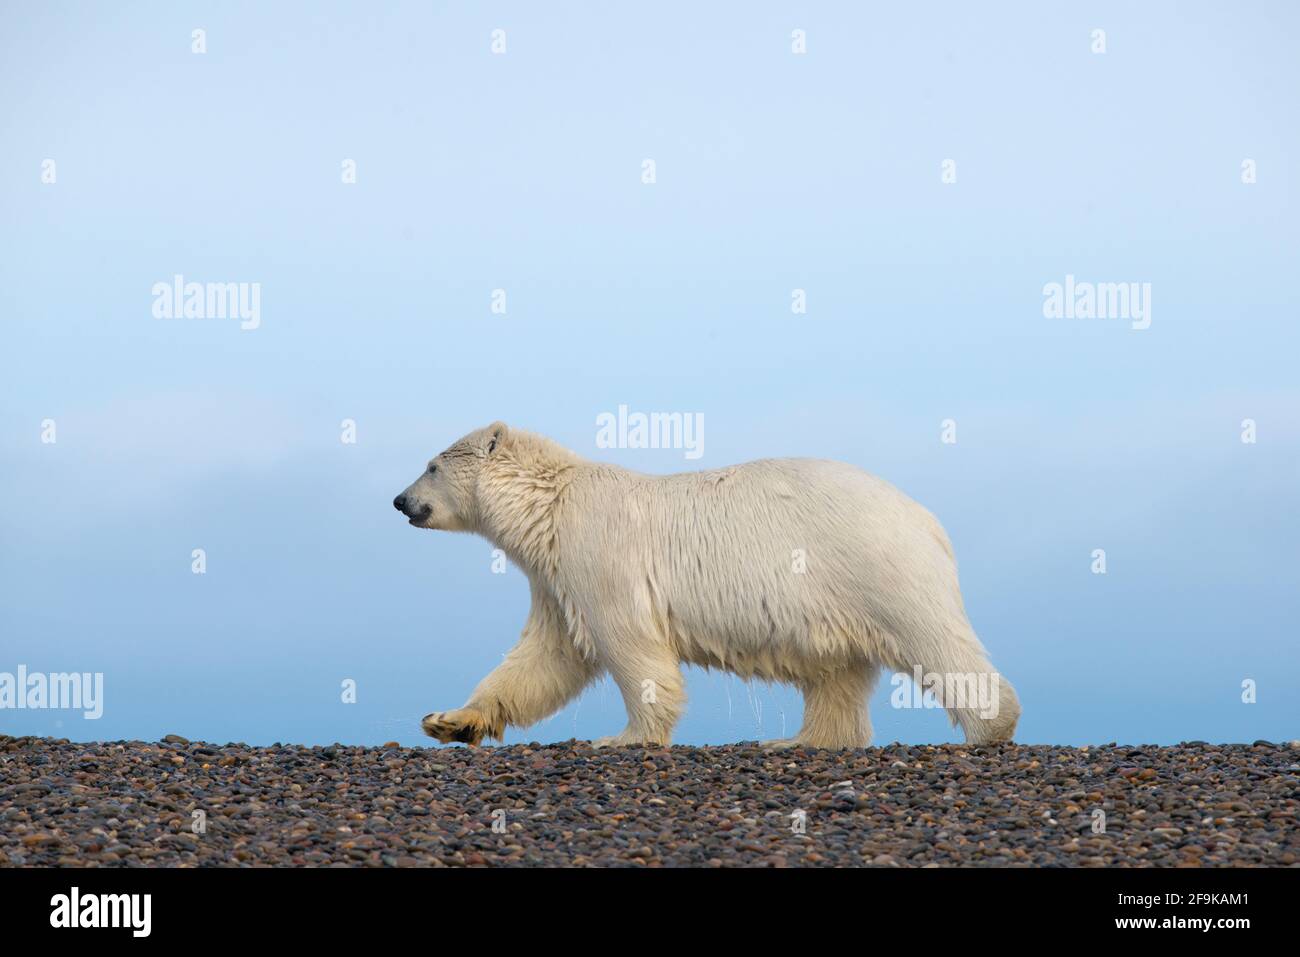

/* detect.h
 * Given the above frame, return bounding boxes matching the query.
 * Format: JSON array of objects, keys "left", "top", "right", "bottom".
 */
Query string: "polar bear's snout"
[{"left": 393, "top": 494, "right": 433, "bottom": 525}]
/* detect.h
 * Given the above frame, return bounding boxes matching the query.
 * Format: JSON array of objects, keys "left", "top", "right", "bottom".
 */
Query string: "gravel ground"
[{"left": 2, "top": 735, "right": 1297, "bottom": 867}]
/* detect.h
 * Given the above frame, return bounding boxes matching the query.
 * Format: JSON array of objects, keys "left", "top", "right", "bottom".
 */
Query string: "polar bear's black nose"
[{"left": 393, "top": 494, "right": 408, "bottom": 513}]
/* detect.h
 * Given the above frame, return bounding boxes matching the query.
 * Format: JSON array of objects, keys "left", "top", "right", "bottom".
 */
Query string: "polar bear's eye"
[{"left": 427, "top": 464, "right": 437, "bottom": 475}]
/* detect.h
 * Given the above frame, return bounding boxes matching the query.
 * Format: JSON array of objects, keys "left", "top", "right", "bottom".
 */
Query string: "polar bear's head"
[{"left": 393, "top": 422, "right": 508, "bottom": 531}]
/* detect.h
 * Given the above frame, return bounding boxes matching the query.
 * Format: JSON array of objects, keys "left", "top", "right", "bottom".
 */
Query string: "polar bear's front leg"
[
  {"left": 421, "top": 707, "right": 495, "bottom": 746},
  {"left": 421, "top": 583, "right": 597, "bottom": 745},
  {"left": 594, "top": 638, "right": 685, "bottom": 748}
]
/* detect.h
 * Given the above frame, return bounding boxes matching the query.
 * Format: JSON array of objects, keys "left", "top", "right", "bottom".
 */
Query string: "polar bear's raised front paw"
[{"left": 421, "top": 707, "right": 491, "bottom": 746}]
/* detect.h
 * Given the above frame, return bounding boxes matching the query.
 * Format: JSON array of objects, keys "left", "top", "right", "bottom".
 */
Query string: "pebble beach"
[{"left": 2, "top": 735, "right": 1296, "bottom": 867}]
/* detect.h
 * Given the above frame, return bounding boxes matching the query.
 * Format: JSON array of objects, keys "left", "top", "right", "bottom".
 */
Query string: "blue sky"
[{"left": 1, "top": 1, "right": 1296, "bottom": 748}]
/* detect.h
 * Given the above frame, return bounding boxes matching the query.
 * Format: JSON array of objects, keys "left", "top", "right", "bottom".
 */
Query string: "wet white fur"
[{"left": 400, "top": 423, "right": 1020, "bottom": 749}]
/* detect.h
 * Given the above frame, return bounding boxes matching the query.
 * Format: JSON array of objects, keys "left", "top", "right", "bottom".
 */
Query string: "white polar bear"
[{"left": 394, "top": 423, "right": 1020, "bottom": 750}]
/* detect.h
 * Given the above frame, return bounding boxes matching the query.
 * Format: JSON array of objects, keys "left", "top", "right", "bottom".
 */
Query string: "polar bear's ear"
[{"left": 484, "top": 421, "right": 508, "bottom": 455}]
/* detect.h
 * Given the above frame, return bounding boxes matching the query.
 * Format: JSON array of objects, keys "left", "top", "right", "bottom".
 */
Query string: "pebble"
[{"left": 0, "top": 735, "right": 1294, "bottom": 867}]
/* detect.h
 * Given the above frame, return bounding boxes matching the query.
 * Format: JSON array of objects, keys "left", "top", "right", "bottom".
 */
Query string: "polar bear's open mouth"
[{"left": 407, "top": 505, "right": 432, "bottom": 527}]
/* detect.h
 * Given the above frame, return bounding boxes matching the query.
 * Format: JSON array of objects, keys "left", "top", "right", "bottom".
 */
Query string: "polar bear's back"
[
  {"left": 653, "top": 456, "right": 951, "bottom": 568},
  {"left": 559, "top": 458, "right": 966, "bottom": 676}
]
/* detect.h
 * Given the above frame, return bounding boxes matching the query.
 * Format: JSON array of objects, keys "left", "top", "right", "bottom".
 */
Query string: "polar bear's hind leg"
[
  {"left": 882, "top": 619, "right": 1021, "bottom": 746},
  {"left": 788, "top": 661, "right": 879, "bottom": 750}
]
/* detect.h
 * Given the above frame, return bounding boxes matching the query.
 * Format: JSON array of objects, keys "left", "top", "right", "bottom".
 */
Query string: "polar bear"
[{"left": 393, "top": 422, "right": 1020, "bottom": 750}]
